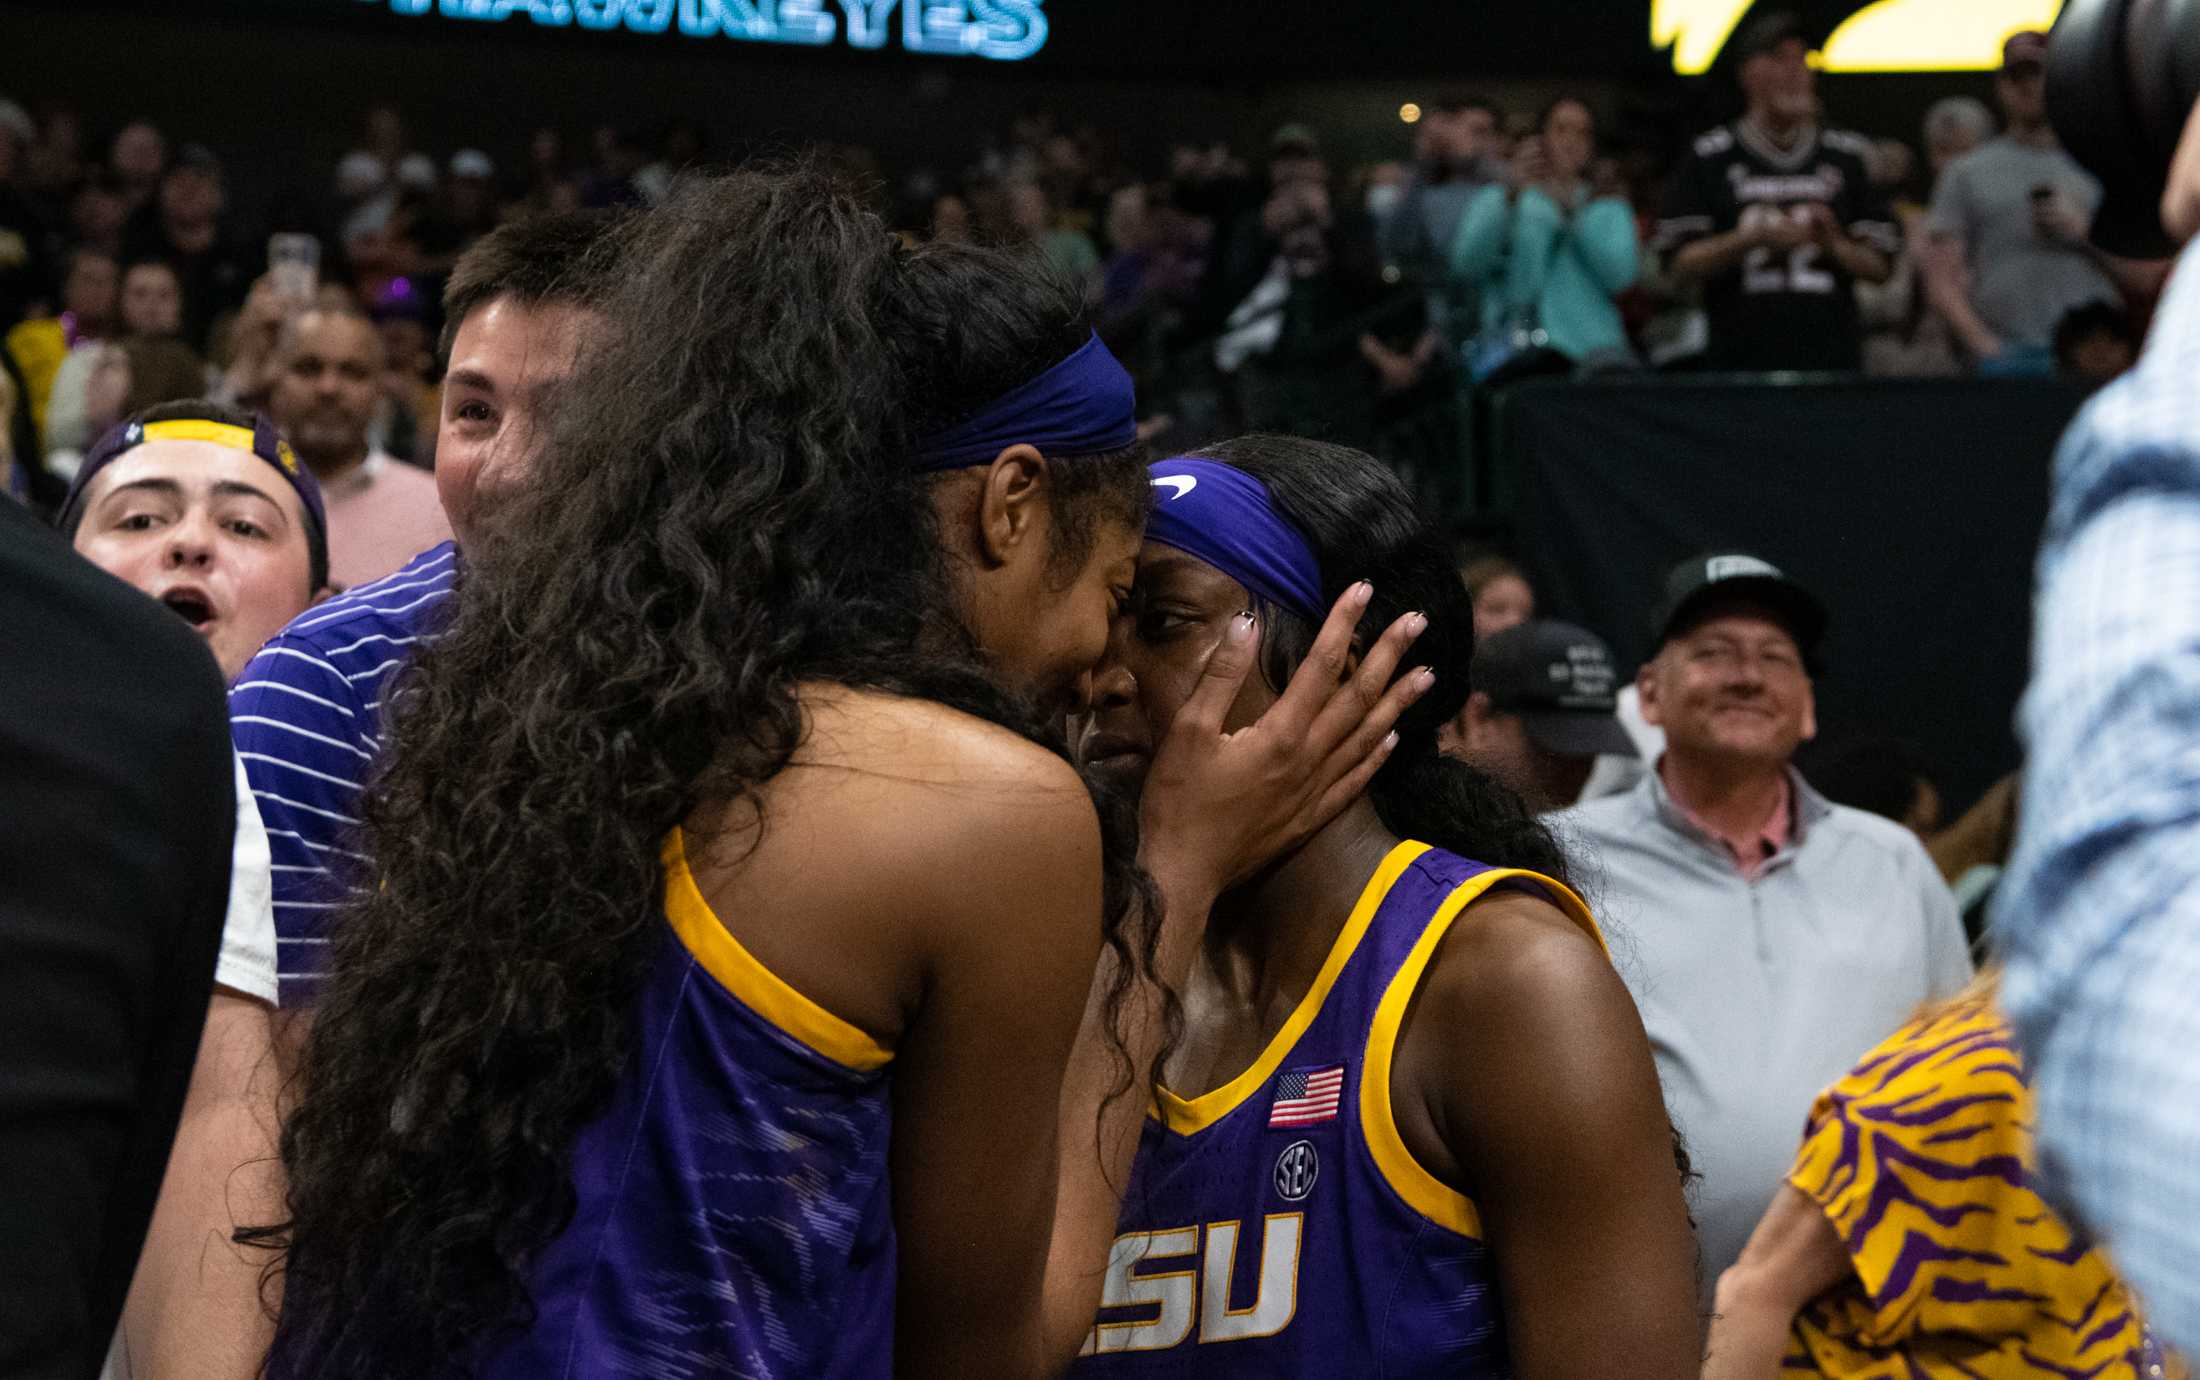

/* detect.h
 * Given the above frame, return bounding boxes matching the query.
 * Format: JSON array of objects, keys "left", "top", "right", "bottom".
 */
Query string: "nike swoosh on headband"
[{"left": 1144, "top": 457, "right": 1325, "bottom": 624}]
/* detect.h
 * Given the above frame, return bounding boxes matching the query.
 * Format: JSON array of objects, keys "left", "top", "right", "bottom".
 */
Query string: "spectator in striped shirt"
[{"left": 228, "top": 209, "right": 621, "bottom": 1027}]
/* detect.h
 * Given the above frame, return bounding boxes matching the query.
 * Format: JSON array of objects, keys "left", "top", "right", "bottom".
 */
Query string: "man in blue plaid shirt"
[{"left": 1996, "top": 103, "right": 2200, "bottom": 1357}]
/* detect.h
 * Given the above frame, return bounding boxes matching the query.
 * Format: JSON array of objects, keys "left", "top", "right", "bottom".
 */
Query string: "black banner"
[{"left": 1498, "top": 375, "right": 2091, "bottom": 808}]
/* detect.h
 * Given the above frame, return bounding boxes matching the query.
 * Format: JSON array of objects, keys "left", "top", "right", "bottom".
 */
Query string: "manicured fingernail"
[
  {"left": 1414, "top": 666, "right": 1436, "bottom": 691},
  {"left": 1380, "top": 730, "right": 1399, "bottom": 752},
  {"left": 1232, "top": 611, "right": 1257, "bottom": 637},
  {"left": 1350, "top": 580, "right": 1373, "bottom": 607},
  {"left": 1406, "top": 612, "right": 1428, "bottom": 636}
]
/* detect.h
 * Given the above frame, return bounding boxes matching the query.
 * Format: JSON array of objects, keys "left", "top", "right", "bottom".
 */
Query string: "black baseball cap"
[
  {"left": 1650, "top": 552, "right": 1827, "bottom": 660},
  {"left": 1475, "top": 620, "right": 1638, "bottom": 759}
]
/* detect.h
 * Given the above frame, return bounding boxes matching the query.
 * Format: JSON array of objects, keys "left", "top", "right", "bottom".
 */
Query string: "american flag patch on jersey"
[{"left": 1269, "top": 1064, "right": 1345, "bottom": 1127}]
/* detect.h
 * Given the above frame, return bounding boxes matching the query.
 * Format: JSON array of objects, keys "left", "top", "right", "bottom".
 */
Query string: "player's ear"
[{"left": 975, "top": 444, "right": 1047, "bottom": 567}]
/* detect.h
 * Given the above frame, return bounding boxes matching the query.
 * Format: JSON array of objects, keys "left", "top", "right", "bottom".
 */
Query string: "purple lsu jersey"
[
  {"left": 469, "top": 829, "right": 899, "bottom": 1379},
  {"left": 1073, "top": 840, "right": 1603, "bottom": 1378}
]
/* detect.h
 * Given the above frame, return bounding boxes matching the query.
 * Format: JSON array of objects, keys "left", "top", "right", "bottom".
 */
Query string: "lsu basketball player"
[
  {"left": 1072, "top": 436, "right": 1702, "bottom": 1377},
  {"left": 262, "top": 173, "right": 1430, "bottom": 1380}
]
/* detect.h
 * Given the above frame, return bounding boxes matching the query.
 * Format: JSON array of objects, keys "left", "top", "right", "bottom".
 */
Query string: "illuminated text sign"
[{"left": 355, "top": 0, "right": 1048, "bottom": 59}]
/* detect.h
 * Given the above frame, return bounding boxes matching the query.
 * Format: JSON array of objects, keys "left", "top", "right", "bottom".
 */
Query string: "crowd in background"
[
  {"left": 0, "top": 14, "right": 2168, "bottom": 519},
  {"left": 7, "top": 13, "right": 2197, "bottom": 1377}
]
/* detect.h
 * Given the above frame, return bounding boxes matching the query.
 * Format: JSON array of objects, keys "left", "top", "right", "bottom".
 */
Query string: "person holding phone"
[
  {"left": 1923, "top": 30, "right": 2157, "bottom": 375},
  {"left": 208, "top": 235, "right": 320, "bottom": 411},
  {"left": 1449, "top": 96, "right": 1641, "bottom": 370}
]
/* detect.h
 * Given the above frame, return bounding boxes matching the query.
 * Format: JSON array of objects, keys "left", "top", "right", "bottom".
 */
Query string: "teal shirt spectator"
[
  {"left": 1449, "top": 183, "right": 1640, "bottom": 364},
  {"left": 1041, "top": 228, "right": 1102, "bottom": 300}
]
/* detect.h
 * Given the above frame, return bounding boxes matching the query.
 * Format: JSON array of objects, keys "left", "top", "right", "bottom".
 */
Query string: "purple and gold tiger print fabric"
[{"left": 1783, "top": 989, "right": 2180, "bottom": 1379}]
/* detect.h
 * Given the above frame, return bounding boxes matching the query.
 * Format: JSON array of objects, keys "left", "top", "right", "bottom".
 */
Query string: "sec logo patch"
[{"left": 1273, "top": 1139, "right": 1319, "bottom": 1202}]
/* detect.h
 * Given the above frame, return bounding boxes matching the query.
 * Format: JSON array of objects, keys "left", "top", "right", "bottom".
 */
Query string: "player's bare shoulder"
[
  {"left": 776, "top": 684, "right": 1099, "bottom": 910},
  {"left": 793, "top": 682, "right": 1087, "bottom": 804},
  {"left": 1421, "top": 884, "right": 1619, "bottom": 1049}
]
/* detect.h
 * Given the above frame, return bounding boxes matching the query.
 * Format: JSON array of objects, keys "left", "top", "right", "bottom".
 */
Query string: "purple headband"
[
  {"left": 1145, "top": 457, "right": 1326, "bottom": 625},
  {"left": 60, "top": 407, "right": 328, "bottom": 554},
  {"left": 911, "top": 332, "right": 1138, "bottom": 471}
]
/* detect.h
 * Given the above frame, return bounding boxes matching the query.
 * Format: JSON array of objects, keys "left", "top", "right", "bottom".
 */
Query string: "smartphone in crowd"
[{"left": 268, "top": 233, "right": 321, "bottom": 304}]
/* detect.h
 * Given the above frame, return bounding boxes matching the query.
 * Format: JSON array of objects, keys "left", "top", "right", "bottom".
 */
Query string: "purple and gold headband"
[{"left": 61, "top": 407, "right": 327, "bottom": 553}]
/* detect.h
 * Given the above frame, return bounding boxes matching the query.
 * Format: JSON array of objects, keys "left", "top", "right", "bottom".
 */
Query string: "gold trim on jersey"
[
  {"left": 1358, "top": 867, "right": 1605, "bottom": 1240},
  {"left": 1152, "top": 841, "right": 1431, "bottom": 1136},
  {"left": 661, "top": 828, "right": 895, "bottom": 1072}
]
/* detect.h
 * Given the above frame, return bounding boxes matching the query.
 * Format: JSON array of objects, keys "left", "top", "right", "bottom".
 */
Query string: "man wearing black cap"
[
  {"left": 1444, "top": 619, "right": 1637, "bottom": 813},
  {"left": 1926, "top": 30, "right": 2150, "bottom": 375},
  {"left": 1655, "top": 11, "right": 1898, "bottom": 370},
  {"left": 1548, "top": 551, "right": 1969, "bottom": 1297}
]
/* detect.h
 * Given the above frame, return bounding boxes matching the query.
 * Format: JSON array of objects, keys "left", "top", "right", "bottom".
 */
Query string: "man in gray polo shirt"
[{"left": 1548, "top": 553, "right": 1970, "bottom": 1296}]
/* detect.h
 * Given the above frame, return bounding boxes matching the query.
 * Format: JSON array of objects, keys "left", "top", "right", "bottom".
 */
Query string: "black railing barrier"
[{"left": 1494, "top": 373, "right": 2092, "bottom": 808}]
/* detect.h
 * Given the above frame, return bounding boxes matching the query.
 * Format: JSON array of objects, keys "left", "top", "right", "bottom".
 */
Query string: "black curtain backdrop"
[{"left": 1498, "top": 376, "right": 2092, "bottom": 810}]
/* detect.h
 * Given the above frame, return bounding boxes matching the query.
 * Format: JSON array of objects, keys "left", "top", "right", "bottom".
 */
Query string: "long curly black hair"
[{"left": 253, "top": 167, "right": 1155, "bottom": 1378}]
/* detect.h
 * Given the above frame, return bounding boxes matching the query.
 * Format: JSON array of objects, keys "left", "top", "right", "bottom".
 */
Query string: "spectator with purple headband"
[
  {"left": 52, "top": 401, "right": 317, "bottom": 1377},
  {"left": 60, "top": 400, "right": 329, "bottom": 680}
]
